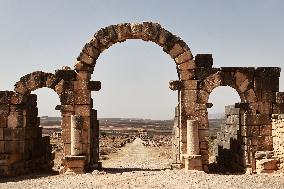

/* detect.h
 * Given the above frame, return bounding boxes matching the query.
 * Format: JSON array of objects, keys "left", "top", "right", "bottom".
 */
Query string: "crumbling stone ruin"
[{"left": 0, "top": 22, "right": 283, "bottom": 177}]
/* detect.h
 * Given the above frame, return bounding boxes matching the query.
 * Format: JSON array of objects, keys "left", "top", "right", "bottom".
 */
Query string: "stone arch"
[
  {"left": 72, "top": 22, "right": 196, "bottom": 173},
  {"left": 14, "top": 70, "right": 76, "bottom": 106},
  {"left": 198, "top": 69, "right": 258, "bottom": 105},
  {"left": 74, "top": 22, "right": 195, "bottom": 77}
]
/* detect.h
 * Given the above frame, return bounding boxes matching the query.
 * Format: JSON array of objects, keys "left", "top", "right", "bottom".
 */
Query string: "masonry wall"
[
  {"left": 272, "top": 114, "right": 284, "bottom": 170},
  {"left": 0, "top": 92, "right": 53, "bottom": 176},
  {"left": 216, "top": 105, "right": 243, "bottom": 171}
]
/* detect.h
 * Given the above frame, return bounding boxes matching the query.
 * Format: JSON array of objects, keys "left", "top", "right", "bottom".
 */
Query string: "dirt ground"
[{"left": 1, "top": 138, "right": 284, "bottom": 189}]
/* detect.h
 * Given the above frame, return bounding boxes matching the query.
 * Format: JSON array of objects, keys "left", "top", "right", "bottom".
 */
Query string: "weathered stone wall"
[
  {"left": 0, "top": 92, "right": 53, "bottom": 176},
  {"left": 0, "top": 22, "right": 283, "bottom": 176},
  {"left": 216, "top": 105, "right": 243, "bottom": 171},
  {"left": 272, "top": 114, "right": 284, "bottom": 170}
]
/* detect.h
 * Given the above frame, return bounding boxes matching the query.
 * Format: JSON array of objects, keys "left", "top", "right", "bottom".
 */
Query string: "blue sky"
[{"left": 0, "top": 1, "right": 283, "bottom": 119}]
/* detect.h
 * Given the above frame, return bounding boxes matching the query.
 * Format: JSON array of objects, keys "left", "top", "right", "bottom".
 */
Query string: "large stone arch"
[
  {"left": 71, "top": 22, "right": 196, "bottom": 173},
  {"left": 74, "top": 22, "right": 195, "bottom": 76}
]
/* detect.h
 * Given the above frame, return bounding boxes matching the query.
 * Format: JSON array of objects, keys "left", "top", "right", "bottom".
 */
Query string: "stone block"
[
  {"left": 260, "top": 91, "right": 276, "bottom": 102},
  {"left": 169, "top": 43, "right": 185, "bottom": 58},
  {"left": 252, "top": 136, "right": 273, "bottom": 151},
  {"left": 74, "top": 81, "right": 88, "bottom": 90},
  {"left": 0, "top": 153, "right": 22, "bottom": 166},
  {"left": 4, "top": 141, "right": 25, "bottom": 153},
  {"left": 260, "top": 125, "right": 272, "bottom": 136},
  {"left": 197, "top": 90, "right": 209, "bottom": 104},
  {"left": 74, "top": 61, "right": 94, "bottom": 72},
  {"left": 157, "top": 28, "right": 171, "bottom": 46},
  {"left": 195, "top": 54, "right": 213, "bottom": 68},
  {"left": 130, "top": 23, "right": 143, "bottom": 38},
  {"left": 74, "top": 90, "right": 91, "bottom": 105},
  {"left": 256, "top": 159, "right": 278, "bottom": 173},
  {"left": 82, "top": 43, "right": 100, "bottom": 59},
  {"left": 14, "top": 81, "right": 29, "bottom": 95},
  {"left": 198, "top": 129, "right": 209, "bottom": 142},
  {"left": 0, "top": 91, "right": 13, "bottom": 104},
  {"left": 242, "top": 114, "right": 271, "bottom": 126},
  {"left": 60, "top": 90, "right": 74, "bottom": 105},
  {"left": 0, "top": 115, "right": 7, "bottom": 128},
  {"left": 181, "top": 89, "right": 198, "bottom": 103},
  {"left": 169, "top": 80, "right": 181, "bottom": 91},
  {"left": 177, "top": 60, "right": 196, "bottom": 70},
  {"left": 182, "top": 80, "right": 198, "bottom": 90},
  {"left": 75, "top": 105, "right": 91, "bottom": 116},
  {"left": 88, "top": 81, "right": 101, "bottom": 91},
  {"left": 195, "top": 68, "right": 216, "bottom": 81},
  {"left": 244, "top": 89, "right": 258, "bottom": 103},
  {"left": 180, "top": 70, "right": 195, "bottom": 80},
  {"left": 276, "top": 92, "right": 284, "bottom": 103},
  {"left": 183, "top": 155, "right": 203, "bottom": 171},
  {"left": 64, "top": 155, "right": 86, "bottom": 174},
  {"left": 62, "top": 128, "right": 71, "bottom": 143},
  {"left": 162, "top": 34, "right": 180, "bottom": 53},
  {"left": 75, "top": 71, "right": 91, "bottom": 81},
  {"left": 10, "top": 93, "right": 25, "bottom": 105},
  {"left": 240, "top": 125, "right": 260, "bottom": 137},
  {"left": 7, "top": 113, "right": 24, "bottom": 128},
  {"left": 25, "top": 71, "right": 47, "bottom": 91},
  {"left": 77, "top": 52, "right": 95, "bottom": 66},
  {"left": 200, "top": 141, "right": 209, "bottom": 150},
  {"left": 96, "top": 25, "right": 118, "bottom": 48},
  {"left": 54, "top": 80, "right": 73, "bottom": 94},
  {"left": 255, "top": 76, "right": 279, "bottom": 92},
  {"left": 255, "top": 67, "right": 281, "bottom": 78},
  {"left": 273, "top": 103, "right": 284, "bottom": 114},
  {"left": 4, "top": 128, "right": 25, "bottom": 140},
  {"left": 115, "top": 23, "right": 132, "bottom": 42},
  {"left": 175, "top": 51, "right": 193, "bottom": 64}
]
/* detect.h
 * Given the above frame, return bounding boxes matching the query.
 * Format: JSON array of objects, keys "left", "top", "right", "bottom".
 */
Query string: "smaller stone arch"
[{"left": 198, "top": 68, "right": 258, "bottom": 105}]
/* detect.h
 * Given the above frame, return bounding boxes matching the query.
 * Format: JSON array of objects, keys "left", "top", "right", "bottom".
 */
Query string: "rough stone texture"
[
  {"left": 215, "top": 105, "right": 243, "bottom": 172},
  {"left": 0, "top": 22, "right": 283, "bottom": 177},
  {"left": 272, "top": 114, "right": 284, "bottom": 170}
]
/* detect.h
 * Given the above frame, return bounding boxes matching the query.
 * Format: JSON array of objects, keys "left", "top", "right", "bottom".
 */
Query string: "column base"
[
  {"left": 64, "top": 155, "right": 86, "bottom": 174},
  {"left": 182, "top": 154, "right": 203, "bottom": 172}
]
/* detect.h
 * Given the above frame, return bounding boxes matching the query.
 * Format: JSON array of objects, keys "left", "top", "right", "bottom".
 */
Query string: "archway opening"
[
  {"left": 91, "top": 40, "right": 178, "bottom": 171},
  {"left": 207, "top": 86, "right": 242, "bottom": 173},
  {"left": 32, "top": 88, "right": 62, "bottom": 172}
]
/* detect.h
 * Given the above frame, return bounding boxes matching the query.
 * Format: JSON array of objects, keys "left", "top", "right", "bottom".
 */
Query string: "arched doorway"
[
  {"left": 207, "top": 86, "right": 242, "bottom": 172},
  {"left": 72, "top": 22, "right": 194, "bottom": 173},
  {"left": 91, "top": 39, "right": 178, "bottom": 170}
]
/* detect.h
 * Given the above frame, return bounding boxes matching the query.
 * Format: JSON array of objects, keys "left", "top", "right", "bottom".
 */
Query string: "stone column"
[
  {"left": 71, "top": 115, "right": 83, "bottom": 156},
  {"left": 187, "top": 120, "right": 200, "bottom": 155},
  {"left": 183, "top": 119, "right": 203, "bottom": 171},
  {"left": 63, "top": 115, "right": 86, "bottom": 174}
]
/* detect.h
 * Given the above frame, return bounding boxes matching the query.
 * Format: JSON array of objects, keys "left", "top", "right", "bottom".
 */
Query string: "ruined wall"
[
  {"left": 272, "top": 114, "right": 284, "bottom": 170},
  {"left": 0, "top": 22, "right": 283, "bottom": 176},
  {"left": 0, "top": 92, "right": 53, "bottom": 176},
  {"left": 216, "top": 105, "right": 243, "bottom": 171}
]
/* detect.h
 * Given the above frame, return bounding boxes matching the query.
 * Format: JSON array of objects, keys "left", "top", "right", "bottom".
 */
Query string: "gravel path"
[{"left": 1, "top": 138, "right": 284, "bottom": 189}]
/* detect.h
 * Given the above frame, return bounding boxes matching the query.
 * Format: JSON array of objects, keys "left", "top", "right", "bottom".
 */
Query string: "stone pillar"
[
  {"left": 71, "top": 115, "right": 83, "bottom": 156},
  {"left": 187, "top": 120, "right": 200, "bottom": 155},
  {"left": 183, "top": 119, "right": 203, "bottom": 172},
  {"left": 64, "top": 115, "right": 86, "bottom": 174}
]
